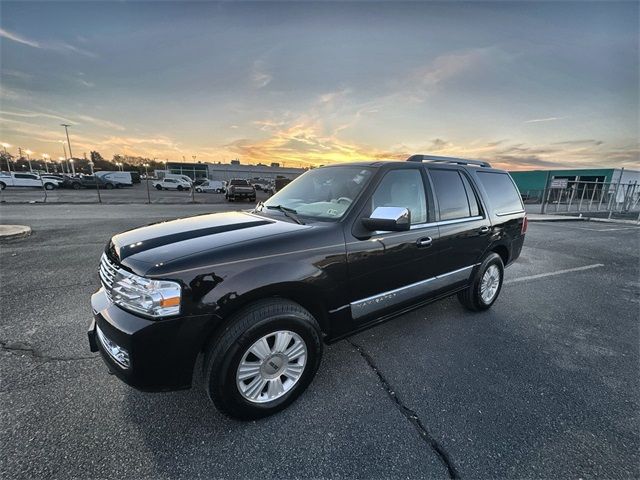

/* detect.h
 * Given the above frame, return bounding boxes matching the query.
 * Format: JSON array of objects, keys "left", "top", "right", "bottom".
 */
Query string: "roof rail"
[{"left": 406, "top": 154, "right": 491, "bottom": 168}]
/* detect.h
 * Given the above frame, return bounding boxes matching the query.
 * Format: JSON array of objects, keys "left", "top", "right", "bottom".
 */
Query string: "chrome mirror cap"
[{"left": 362, "top": 206, "right": 411, "bottom": 232}]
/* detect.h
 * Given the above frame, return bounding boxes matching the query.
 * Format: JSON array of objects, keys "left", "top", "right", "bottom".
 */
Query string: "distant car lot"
[
  {"left": 1, "top": 204, "right": 638, "bottom": 479},
  {"left": 0, "top": 181, "right": 271, "bottom": 204}
]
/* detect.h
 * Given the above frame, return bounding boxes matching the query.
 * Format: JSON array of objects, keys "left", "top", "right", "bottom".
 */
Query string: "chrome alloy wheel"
[
  {"left": 480, "top": 264, "right": 501, "bottom": 304},
  {"left": 236, "top": 330, "right": 307, "bottom": 404}
]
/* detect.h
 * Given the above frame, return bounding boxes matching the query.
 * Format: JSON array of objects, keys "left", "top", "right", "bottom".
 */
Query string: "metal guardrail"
[{"left": 519, "top": 180, "right": 640, "bottom": 219}]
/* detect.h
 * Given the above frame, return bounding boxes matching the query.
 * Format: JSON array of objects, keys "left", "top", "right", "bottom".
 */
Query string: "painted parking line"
[
  {"left": 505, "top": 263, "right": 605, "bottom": 285},
  {"left": 537, "top": 223, "right": 640, "bottom": 232}
]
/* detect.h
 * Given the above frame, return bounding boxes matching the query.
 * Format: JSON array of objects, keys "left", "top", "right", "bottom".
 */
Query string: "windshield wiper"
[{"left": 265, "top": 204, "right": 305, "bottom": 225}]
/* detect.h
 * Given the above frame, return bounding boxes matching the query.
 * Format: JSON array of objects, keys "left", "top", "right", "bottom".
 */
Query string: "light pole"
[
  {"left": 42, "top": 154, "right": 50, "bottom": 173},
  {"left": 116, "top": 162, "right": 123, "bottom": 172},
  {"left": 89, "top": 161, "right": 102, "bottom": 203},
  {"left": 144, "top": 163, "right": 151, "bottom": 204},
  {"left": 58, "top": 157, "right": 66, "bottom": 174},
  {"left": 24, "top": 149, "right": 34, "bottom": 172},
  {"left": 61, "top": 123, "right": 74, "bottom": 164},
  {"left": 1, "top": 143, "right": 11, "bottom": 172},
  {"left": 69, "top": 158, "right": 76, "bottom": 176}
]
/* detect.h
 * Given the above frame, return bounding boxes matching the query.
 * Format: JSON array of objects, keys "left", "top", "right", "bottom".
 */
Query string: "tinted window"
[
  {"left": 166, "top": 179, "right": 176, "bottom": 183},
  {"left": 15, "top": 174, "right": 35, "bottom": 179},
  {"left": 460, "top": 173, "right": 480, "bottom": 216},
  {"left": 371, "top": 169, "right": 427, "bottom": 224},
  {"left": 230, "top": 179, "right": 248, "bottom": 186},
  {"left": 476, "top": 172, "right": 523, "bottom": 214},
  {"left": 430, "top": 170, "right": 472, "bottom": 220}
]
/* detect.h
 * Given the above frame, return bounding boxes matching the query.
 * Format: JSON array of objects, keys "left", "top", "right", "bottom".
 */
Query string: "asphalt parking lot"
[
  {"left": 1, "top": 204, "right": 638, "bottom": 479},
  {"left": 0, "top": 182, "right": 271, "bottom": 205}
]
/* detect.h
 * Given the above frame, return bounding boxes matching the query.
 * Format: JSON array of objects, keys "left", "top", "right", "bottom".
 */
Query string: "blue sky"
[{"left": 1, "top": 1, "right": 638, "bottom": 169}]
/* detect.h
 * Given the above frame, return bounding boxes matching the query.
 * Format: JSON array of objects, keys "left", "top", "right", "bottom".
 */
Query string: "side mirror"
[{"left": 361, "top": 206, "right": 411, "bottom": 232}]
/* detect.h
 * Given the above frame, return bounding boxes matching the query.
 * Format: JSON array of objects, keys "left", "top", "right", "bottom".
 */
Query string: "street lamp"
[
  {"left": 58, "top": 157, "right": 66, "bottom": 174},
  {"left": 69, "top": 158, "right": 76, "bottom": 176},
  {"left": 42, "top": 154, "right": 50, "bottom": 173},
  {"left": 61, "top": 123, "right": 74, "bottom": 161},
  {"left": 143, "top": 163, "right": 151, "bottom": 204},
  {"left": 116, "top": 161, "right": 123, "bottom": 172},
  {"left": 24, "top": 149, "right": 34, "bottom": 172}
]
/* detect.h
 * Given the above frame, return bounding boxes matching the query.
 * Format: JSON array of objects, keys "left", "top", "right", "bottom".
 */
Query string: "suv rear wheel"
[
  {"left": 204, "top": 299, "right": 323, "bottom": 420},
  {"left": 458, "top": 252, "right": 504, "bottom": 311}
]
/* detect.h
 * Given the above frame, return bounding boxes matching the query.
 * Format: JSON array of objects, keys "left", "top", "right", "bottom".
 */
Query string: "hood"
[{"left": 109, "top": 211, "right": 309, "bottom": 271}]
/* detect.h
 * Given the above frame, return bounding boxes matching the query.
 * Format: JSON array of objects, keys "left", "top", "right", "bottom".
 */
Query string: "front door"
[{"left": 346, "top": 167, "right": 441, "bottom": 323}]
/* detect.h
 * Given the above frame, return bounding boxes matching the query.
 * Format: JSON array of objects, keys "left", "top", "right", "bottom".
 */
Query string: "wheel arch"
[{"left": 199, "top": 282, "right": 330, "bottom": 355}]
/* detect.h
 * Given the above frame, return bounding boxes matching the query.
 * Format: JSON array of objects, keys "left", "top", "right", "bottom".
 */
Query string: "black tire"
[
  {"left": 204, "top": 299, "right": 323, "bottom": 420},
  {"left": 105, "top": 183, "right": 114, "bottom": 190},
  {"left": 44, "top": 183, "right": 55, "bottom": 190},
  {"left": 155, "top": 184, "right": 162, "bottom": 190},
  {"left": 457, "top": 252, "right": 504, "bottom": 311},
  {"left": 196, "top": 188, "right": 202, "bottom": 193},
  {"left": 72, "top": 182, "right": 81, "bottom": 190},
  {"left": 0, "top": 181, "right": 5, "bottom": 190},
  {"left": 177, "top": 185, "right": 183, "bottom": 191}
]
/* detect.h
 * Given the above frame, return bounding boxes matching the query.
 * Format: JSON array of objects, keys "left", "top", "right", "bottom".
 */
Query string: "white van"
[
  {"left": 95, "top": 171, "right": 133, "bottom": 187},
  {"left": 195, "top": 180, "right": 225, "bottom": 193}
]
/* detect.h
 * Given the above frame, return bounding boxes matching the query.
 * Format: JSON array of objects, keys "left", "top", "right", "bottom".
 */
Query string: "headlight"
[{"left": 111, "top": 270, "right": 181, "bottom": 318}]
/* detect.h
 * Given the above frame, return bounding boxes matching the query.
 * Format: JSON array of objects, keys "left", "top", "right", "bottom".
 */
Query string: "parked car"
[
  {"left": 0, "top": 171, "right": 61, "bottom": 190},
  {"left": 62, "top": 174, "right": 124, "bottom": 190},
  {"left": 225, "top": 178, "right": 256, "bottom": 202},
  {"left": 162, "top": 173, "right": 193, "bottom": 185},
  {"left": 152, "top": 177, "right": 192, "bottom": 191},
  {"left": 195, "top": 180, "right": 225, "bottom": 193},
  {"left": 88, "top": 155, "right": 526, "bottom": 420}
]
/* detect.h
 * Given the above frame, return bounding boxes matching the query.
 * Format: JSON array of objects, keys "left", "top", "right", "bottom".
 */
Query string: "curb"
[{"left": 0, "top": 225, "right": 32, "bottom": 240}]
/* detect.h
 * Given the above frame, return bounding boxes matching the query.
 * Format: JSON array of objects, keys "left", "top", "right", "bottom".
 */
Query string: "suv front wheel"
[
  {"left": 458, "top": 252, "right": 504, "bottom": 311},
  {"left": 204, "top": 299, "right": 323, "bottom": 420}
]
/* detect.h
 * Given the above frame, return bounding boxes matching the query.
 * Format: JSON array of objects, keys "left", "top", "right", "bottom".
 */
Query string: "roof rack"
[{"left": 406, "top": 154, "right": 491, "bottom": 168}]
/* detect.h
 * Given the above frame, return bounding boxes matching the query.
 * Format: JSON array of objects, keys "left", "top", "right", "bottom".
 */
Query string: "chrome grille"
[{"left": 99, "top": 253, "right": 120, "bottom": 300}]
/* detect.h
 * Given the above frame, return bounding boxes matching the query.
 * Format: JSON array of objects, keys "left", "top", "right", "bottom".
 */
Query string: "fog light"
[{"left": 96, "top": 326, "right": 130, "bottom": 369}]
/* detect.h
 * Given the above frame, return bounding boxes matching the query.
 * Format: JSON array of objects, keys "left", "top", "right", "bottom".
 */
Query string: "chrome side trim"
[
  {"left": 436, "top": 215, "right": 483, "bottom": 226},
  {"left": 371, "top": 215, "right": 484, "bottom": 235},
  {"left": 350, "top": 264, "right": 478, "bottom": 320},
  {"left": 495, "top": 210, "right": 525, "bottom": 217}
]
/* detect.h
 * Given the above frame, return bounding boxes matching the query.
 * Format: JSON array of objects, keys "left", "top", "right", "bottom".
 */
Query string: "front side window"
[
  {"left": 476, "top": 172, "right": 524, "bottom": 214},
  {"left": 430, "top": 169, "right": 477, "bottom": 221},
  {"left": 370, "top": 169, "right": 427, "bottom": 224},
  {"left": 263, "top": 166, "right": 373, "bottom": 220}
]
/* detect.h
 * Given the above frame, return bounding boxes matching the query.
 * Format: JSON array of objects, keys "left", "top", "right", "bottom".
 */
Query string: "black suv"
[{"left": 88, "top": 155, "right": 526, "bottom": 419}]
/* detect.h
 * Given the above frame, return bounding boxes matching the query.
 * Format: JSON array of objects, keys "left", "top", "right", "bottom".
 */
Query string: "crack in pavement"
[
  {"left": 0, "top": 339, "right": 97, "bottom": 363},
  {"left": 347, "top": 339, "right": 460, "bottom": 479}
]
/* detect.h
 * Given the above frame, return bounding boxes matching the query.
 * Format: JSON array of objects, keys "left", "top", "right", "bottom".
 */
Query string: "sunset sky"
[{"left": 1, "top": 1, "right": 638, "bottom": 170}]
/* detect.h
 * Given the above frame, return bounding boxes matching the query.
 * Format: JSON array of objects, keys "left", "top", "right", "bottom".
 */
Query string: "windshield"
[
  {"left": 263, "top": 166, "right": 373, "bottom": 220},
  {"left": 230, "top": 179, "right": 249, "bottom": 186}
]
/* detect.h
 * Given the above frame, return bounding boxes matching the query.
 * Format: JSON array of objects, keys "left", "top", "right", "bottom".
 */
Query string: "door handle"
[
  {"left": 417, "top": 237, "right": 433, "bottom": 247},
  {"left": 479, "top": 226, "right": 490, "bottom": 234}
]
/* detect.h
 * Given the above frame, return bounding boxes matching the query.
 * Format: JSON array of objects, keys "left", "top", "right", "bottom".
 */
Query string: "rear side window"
[
  {"left": 476, "top": 172, "right": 523, "bottom": 214},
  {"left": 430, "top": 169, "right": 479, "bottom": 221}
]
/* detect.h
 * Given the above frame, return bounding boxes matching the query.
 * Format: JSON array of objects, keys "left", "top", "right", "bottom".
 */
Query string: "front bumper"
[{"left": 88, "top": 288, "right": 217, "bottom": 392}]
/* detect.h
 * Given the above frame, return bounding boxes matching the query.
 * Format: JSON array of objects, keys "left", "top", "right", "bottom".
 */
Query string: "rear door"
[
  {"left": 346, "top": 167, "right": 441, "bottom": 323},
  {"left": 427, "top": 167, "right": 492, "bottom": 283}
]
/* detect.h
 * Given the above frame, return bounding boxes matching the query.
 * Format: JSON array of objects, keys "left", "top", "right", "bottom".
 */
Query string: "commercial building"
[
  {"left": 510, "top": 168, "right": 640, "bottom": 193},
  {"left": 156, "top": 161, "right": 306, "bottom": 182}
]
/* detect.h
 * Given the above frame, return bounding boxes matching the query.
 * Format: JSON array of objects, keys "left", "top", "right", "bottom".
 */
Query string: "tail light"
[{"left": 521, "top": 216, "right": 528, "bottom": 234}]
